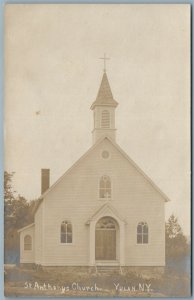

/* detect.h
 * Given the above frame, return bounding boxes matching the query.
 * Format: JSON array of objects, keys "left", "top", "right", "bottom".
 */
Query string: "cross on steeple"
[{"left": 99, "top": 53, "right": 110, "bottom": 73}]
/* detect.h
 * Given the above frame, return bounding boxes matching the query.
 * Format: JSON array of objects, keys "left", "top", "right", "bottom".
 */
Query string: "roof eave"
[
  {"left": 90, "top": 101, "right": 118, "bottom": 110},
  {"left": 17, "top": 223, "right": 35, "bottom": 233},
  {"left": 34, "top": 136, "right": 170, "bottom": 216}
]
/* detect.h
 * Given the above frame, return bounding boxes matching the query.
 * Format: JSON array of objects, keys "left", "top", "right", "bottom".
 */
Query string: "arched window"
[
  {"left": 24, "top": 235, "right": 32, "bottom": 250},
  {"left": 96, "top": 217, "right": 116, "bottom": 229},
  {"left": 137, "top": 222, "right": 148, "bottom": 244},
  {"left": 61, "top": 221, "right": 72, "bottom": 243},
  {"left": 99, "top": 175, "right": 111, "bottom": 199},
  {"left": 101, "top": 110, "right": 110, "bottom": 129}
]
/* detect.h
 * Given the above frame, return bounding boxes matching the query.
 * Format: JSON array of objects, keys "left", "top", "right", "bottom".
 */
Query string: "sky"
[{"left": 4, "top": 4, "right": 190, "bottom": 234}]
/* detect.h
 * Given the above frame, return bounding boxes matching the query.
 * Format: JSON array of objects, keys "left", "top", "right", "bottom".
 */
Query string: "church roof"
[
  {"left": 17, "top": 223, "right": 35, "bottom": 233},
  {"left": 34, "top": 136, "right": 170, "bottom": 215},
  {"left": 90, "top": 72, "right": 118, "bottom": 110}
]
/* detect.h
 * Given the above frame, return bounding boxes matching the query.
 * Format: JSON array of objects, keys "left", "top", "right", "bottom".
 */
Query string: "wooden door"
[{"left": 95, "top": 229, "right": 116, "bottom": 260}]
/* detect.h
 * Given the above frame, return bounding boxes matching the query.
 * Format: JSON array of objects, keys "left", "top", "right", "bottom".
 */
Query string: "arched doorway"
[{"left": 95, "top": 217, "right": 117, "bottom": 260}]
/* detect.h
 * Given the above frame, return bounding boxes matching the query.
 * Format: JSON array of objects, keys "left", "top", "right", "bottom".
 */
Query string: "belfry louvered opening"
[{"left": 101, "top": 110, "right": 110, "bottom": 128}]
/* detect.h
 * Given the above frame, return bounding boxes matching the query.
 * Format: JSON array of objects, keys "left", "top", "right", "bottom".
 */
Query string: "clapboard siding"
[
  {"left": 34, "top": 202, "right": 43, "bottom": 264},
  {"left": 19, "top": 225, "right": 35, "bottom": 263},
  {"left": 33, "top": 138, "right": 166, "bottom": 266}
]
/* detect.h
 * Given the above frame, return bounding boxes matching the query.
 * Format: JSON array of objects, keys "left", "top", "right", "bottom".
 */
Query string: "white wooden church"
[{"left": 18, "top": 68, "right": 169, "bottom": 267}]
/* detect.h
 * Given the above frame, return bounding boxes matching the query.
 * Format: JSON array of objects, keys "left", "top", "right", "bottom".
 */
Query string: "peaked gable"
[
  {"left": 109, "top": 138, "right": 171, "bottom": 203},
  {"left": 86, "top": 202, "right": 127, "bottom": 225},
  {"left": 34, "top": 136, "right": 170, "bottom": 215}
]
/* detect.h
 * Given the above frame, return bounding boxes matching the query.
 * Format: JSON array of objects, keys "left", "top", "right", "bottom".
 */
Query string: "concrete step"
[{"left": 96, "top": 266, "right": 121, "bottom": 274}]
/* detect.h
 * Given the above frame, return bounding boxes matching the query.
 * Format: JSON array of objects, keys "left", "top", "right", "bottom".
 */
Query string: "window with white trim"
[
  {"left": 99, "top": 175, "right": 111, "bottom": 199},
  {"left": 137, "top": 222, "right": 148, "bottom": 244},
  {"left": 61, "top": 221, "right": 72, "bottom": 243}
]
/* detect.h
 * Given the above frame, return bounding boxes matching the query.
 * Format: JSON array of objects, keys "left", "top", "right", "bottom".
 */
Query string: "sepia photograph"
[{"left": 4, "top": 4, "right": 191, "bottom": 297}]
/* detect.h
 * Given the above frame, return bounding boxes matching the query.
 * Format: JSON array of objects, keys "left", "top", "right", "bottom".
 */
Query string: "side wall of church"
[
  {"left": 34, "top": 202, "right": 43, "bottom": 264},
  {"left": 19, "top": 225, "right": 35, "bottom": 263},
  {"left": 40, "top": 139, "right": 165, "bottom": 266}
]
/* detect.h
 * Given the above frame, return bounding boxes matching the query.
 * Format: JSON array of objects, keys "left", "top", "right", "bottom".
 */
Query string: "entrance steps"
[{"left": 96, "top": 265, "right": 122, "bottom": 275}]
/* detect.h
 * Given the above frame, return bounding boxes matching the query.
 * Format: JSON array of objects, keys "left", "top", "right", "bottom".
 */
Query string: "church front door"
[{"left": 95, "top": 217, "right": 116, "bottom": 260}]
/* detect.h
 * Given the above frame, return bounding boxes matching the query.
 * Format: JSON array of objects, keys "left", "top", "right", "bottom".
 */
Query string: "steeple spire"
[
  {"left": 91, "top": 71, "right": 118, "bottom": 144},
  {"left": 91, "top": 72, "right": 118, "bottom": 110}
]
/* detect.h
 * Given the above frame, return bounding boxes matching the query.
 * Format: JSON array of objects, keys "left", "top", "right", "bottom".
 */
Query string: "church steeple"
[{"left": 91, "top": 71, "right": 118, "bottom": 144}]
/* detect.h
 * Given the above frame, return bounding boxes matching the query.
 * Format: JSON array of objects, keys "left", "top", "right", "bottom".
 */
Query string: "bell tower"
[{"left": 91, "top": 71, "right": 118, "bottom": 144}]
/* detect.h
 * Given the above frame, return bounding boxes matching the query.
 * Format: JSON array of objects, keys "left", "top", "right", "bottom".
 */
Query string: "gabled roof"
[
  {"left": 91, "top": 72, "right": 118, "bottom": 109},
  {"left": 34, "top": 135, "right": 170, "bottom": 215},
  {"left": 86, "top": 202, "right": 127, "bottom": 225},
  {"left": 17, "top": 223, "right": 35, "bottom": 233},
  {"left": 109, "top": 138, "right": 170, "bottom": 202}
]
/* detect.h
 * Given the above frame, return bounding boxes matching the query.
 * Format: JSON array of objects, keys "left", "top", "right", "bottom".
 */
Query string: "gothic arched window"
[
  {"left": 24, "top": 235, "right": 32, "bottom": 250},
  {"left": 101, "top": 110, "right": 110, "bottom": 128},
  {"left": 137, "top": 222, "right": 148, "bottom": 244},
  {"left": 61, "top": 221, "right": 72, "bottom": 243},
  {"left": 99, "top": 175, "right": 111, "bottom": 199}
]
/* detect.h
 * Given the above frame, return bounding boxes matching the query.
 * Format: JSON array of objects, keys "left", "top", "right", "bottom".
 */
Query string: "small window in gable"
[
  {"left": 137, "top": 222, "right": 148, "bottom": 244},
  {"left": 61, "top": 221, "right": 72, "bottom": 243},
  {"left": 101, "top": 110, "right": 110, "bottom": 128},
  {"left": 24, "top": 235, "right": 32, "bottom": 250},
  {"left": 99, "top": 175, "right": 111, "bottom": 199},
  {"left": 102, "top": 150, "right": 110, "bottom": 159}
]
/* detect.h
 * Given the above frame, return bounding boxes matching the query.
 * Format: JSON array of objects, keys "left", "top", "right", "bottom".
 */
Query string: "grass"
[{"left": 4, "top": 262, "right": 191, "bottom": 298}]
